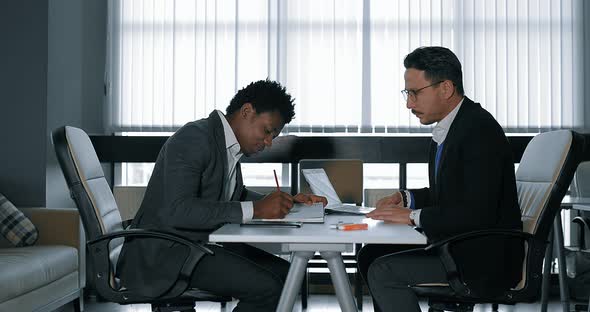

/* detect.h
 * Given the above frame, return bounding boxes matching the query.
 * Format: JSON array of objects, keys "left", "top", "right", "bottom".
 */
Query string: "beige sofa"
[{"left": 0, "top": 208, "right": 85, "bottom": 312}]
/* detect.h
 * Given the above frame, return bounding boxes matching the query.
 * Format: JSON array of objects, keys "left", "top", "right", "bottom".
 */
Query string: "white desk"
[{"left": 209, "top": 214, "right": 427, "bottom": 312}]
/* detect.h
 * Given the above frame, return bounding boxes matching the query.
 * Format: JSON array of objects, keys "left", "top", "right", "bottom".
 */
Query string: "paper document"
[
  {"left": 251, "top": 202, "right": 325, "bottom": 223},
  {"left": 301, "top": 168, "right": 375, "bottom": 215}
]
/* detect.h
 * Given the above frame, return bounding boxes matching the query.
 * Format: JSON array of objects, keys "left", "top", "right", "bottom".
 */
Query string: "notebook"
[
  {"left": 301, "top": 168, "right": 375, "bottom": 215},
  {"left": 249, "top": 202, "right": 325, "bottom": 223}
]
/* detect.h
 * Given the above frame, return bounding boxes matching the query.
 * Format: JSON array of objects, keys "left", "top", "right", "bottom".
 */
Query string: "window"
[
  {"left": 106, "top": 0, "right": 588, "bottom": 134},
  {"left": 106, "top": 0, "right": 587, "bottom": 188}
]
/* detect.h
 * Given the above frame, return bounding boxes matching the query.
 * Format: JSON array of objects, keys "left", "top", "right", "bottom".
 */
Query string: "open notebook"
[{"left": 301, "top": 168, "right": 375, "bottom": 215}]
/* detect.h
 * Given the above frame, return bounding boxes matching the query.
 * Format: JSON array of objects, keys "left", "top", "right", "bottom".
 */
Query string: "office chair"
[
  {"left": 568, "top": 161, "right": 590, "bottom": 312},
  {"left": 298, "top": 159, "right": 365, "bottom": 310},
  {"left": 52, "top": 126, "right": 231, "bottom": 312},
  {"left": 409, "top": 130, "right": 585, "bottom": 312}
]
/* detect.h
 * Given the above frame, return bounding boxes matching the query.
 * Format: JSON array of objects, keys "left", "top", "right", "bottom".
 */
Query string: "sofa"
[{"left": 0, "top": 207, "right": 85, "bottom": 312}]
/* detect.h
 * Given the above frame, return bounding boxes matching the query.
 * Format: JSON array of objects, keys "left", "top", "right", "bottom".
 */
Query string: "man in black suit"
[
  {"left": 357, "top": 47, "right": 524, "bottom": 312},
  {"left": 117, "top": 80, "right": 326, "bottom": 312}
]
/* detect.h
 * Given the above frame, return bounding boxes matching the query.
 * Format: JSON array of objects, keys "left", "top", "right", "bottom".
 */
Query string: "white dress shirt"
[
  {"left": 412, "top": 98, "right": 464, "bottom": 227},
  {"left": 216, "top": 110, "right": 254, "bottom": 222}
]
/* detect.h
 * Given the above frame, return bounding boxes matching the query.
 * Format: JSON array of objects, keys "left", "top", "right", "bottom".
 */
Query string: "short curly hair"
[{"left": 226, "top": 79, "right": 296, "bottom": 124}]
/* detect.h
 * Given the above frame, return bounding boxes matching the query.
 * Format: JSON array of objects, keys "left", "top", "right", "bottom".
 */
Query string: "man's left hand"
[
  {"left": 293, "top": 193, "right": 328, "bottom": 207},
  {"left": 366, "top": 206, "right": 412, "bottom": 225}
]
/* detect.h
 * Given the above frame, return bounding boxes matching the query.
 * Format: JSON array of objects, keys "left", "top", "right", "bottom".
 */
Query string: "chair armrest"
[
  {"left": 425, "top": 229, "right": 537, "bottom": 251},
  {"left": 424, "top": 229, "right": 543, "bottom": 298},
  {"left": 20, "top": 207, "right": 82, "bottom": 249},
  {"left": 88, "top": 228, "right": 213, "bottom": 303}
]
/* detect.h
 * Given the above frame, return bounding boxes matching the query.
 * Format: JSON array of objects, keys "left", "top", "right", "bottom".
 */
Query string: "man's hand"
[
  {"left": 253, "top": 191, "right": 294, "bottom": 219},
  {"left": 375, "top": 191, "right": 403, "bottom": 209},
  {"left": 366, "top": 206, "right": 412, "bottom": 225},
  {"left": 293, "top": 193, "right": 328, "bottom": 206}
]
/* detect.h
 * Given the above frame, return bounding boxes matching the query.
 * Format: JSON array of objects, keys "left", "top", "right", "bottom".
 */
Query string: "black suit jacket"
[
  {"left": 117, "top": 111, "right": 263, "bottom": 298},
  {"left": 411, "top": 97, "right": 524, "bottom": 294}
]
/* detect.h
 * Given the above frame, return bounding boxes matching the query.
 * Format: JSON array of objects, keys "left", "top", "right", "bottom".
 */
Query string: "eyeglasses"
[{"left": 401, "top": 81, "right": 444, "bottom": 102}]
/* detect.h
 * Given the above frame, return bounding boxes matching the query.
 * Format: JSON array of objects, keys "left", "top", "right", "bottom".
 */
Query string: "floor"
[{"left": 55, "top": 295, "right": 586, "bottom": 312}]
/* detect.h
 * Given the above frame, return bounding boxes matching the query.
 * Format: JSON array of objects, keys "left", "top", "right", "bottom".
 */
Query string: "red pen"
[{"left": 273, "top": 169, "right": 281, "bottom": 192}]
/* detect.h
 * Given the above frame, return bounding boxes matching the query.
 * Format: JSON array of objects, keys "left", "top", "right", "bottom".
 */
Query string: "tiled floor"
[{"left": 55, "top": 295, "right": 585, "bottom": 312}]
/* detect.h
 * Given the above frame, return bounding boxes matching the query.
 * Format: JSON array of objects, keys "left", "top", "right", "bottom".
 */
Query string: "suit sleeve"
[
  {"left": 241, "top": 188, "right": 265, "bottom": 201},
  {"left": 419, "top": 123, "right": 507, "bottom": 238},
  {"left": 409, "top": 187, "right": 432, "bottom": 208},
  {"left": 153, "top": 129, "right": 243, "bottom": 230}
]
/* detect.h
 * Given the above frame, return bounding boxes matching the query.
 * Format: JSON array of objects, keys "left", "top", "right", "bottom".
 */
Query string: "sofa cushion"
[
  {"left": 0, "top": 245, "right": 78, "bottom": 302},
  {"left": 0, "top": 194, "right": 38, "bottom": 246}
]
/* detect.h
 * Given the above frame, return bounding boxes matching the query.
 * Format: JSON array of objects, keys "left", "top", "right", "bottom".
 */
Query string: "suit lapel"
[
  {"left": 432, "top": 97, "right": 474, "bottom": 199},
  {"left": 428, "top": 141, "right": 438, "bottom": 199},
  {"left": 208, "top": 111, "right": 229, "bottom": 200},
  {"left": 231, "top": 162, "right": 244, "bottom": 201}
]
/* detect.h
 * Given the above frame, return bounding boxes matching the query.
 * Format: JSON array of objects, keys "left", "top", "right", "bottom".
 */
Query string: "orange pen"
[{"left": 330, "top": 223, "right": 368, "bottom": 231}]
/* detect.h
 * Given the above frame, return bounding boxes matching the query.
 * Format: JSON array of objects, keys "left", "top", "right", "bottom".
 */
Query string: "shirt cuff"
[
  {"left": 241, "top": 201, "right": 254, "bottom": 223},
  {"left": 413, "top": 209, "right": 422, "bottom": 227}
]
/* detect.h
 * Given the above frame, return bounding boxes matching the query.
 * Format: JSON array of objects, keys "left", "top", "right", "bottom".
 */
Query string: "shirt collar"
[
  {"left": 432, "top": 98, "right": 464, "bottom": 145},
  {"left": 216, "top": 110, "right": 243, "bottom": 159}
]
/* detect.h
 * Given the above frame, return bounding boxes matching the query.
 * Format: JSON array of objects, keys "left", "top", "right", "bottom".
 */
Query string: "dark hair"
[
  {"left": 226, "top": 79, "right": 296, "bottom": 124},
  {"left": 403, "top": 46, "right": 464, "bottom": 96}
]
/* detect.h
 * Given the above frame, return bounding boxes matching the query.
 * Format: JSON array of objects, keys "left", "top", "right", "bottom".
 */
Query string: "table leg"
[
  {"left": 541, "top": 227, "right": 554, "bottom": 312},
  {"left": 277, "top": 251, "right": 314, "bottom": 312},
  {"left": 321, "top": 251, "right": 358, "bottom": 312},
  {"left": 554, "top": 213, "right": 570, "bottom": 312}
]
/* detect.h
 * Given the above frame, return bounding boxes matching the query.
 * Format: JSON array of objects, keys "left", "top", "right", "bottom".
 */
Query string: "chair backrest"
[
  {"left": 516, "top": 130, "right": 584, "bottom": 239},
  {"left": 298, "top": 159, "right": 363, "bottom": 205},
  {"left": 512, "top": 130, "right": 584, "bottom": 291},
  {"left": 571, "top": 161, "right": 590, "bottom": 197},
  {"left": 52, "top": 126, "right": 124, "bottom": 263}
]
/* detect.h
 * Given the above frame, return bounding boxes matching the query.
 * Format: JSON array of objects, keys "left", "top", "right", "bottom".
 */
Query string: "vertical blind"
[{"left": 106, "top": 0, "right": 588, "bottom": 133}]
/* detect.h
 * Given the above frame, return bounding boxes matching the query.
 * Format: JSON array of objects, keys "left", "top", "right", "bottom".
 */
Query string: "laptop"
[{"left": 301, "top": 168, "right": 375, "bottom": 215}]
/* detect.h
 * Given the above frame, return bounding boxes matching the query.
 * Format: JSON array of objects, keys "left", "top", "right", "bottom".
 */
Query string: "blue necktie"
[{"left": 435, "top": 143, "right": 444, "bottom": 179}]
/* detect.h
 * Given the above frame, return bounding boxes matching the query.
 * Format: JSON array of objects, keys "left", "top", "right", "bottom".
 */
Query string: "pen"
[
  {"left": 273, "top": 169, "right": 281, "bottom": 192},
  {"left": 330, "top": 223, "right": 368, "bottom": 231}
]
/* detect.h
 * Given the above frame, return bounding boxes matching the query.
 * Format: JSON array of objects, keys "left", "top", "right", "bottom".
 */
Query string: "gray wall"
[
  {"left": 46, "top": 0, "right": 107, "bottom": 208},
  {"left": 0, "top": 1, "right": 107, "bottom": 207},
  {"left": 0, "top": 1, "right": 48, "bottom": 207}
]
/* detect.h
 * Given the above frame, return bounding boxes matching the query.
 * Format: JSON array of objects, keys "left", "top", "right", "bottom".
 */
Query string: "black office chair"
[
  {"left": 410, "top": 130, "right": 585, "bottom": 312},
  {"left": 298, "top": 159, "right": 365, "bottom": 310},
  {"left": 52, "top": 126, "right": 231, "bottom": 312}
]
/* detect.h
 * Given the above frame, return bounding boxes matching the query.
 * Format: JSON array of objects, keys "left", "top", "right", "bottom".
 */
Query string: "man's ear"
[
  {"left": 240, "top": 102, "right": 255, "bottom": 119},
  {"left": 441, "top": 80, "right": 455, "bottom": 100}
]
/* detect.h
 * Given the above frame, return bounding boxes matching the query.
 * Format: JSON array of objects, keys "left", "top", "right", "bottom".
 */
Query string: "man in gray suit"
[{"left": 117, "top": 80, "right": 326, "bottom": 312}]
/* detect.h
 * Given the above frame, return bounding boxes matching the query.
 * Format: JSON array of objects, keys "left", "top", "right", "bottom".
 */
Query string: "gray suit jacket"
[{"left": 117, "top": 110, "right": 263, "bottom": 298}]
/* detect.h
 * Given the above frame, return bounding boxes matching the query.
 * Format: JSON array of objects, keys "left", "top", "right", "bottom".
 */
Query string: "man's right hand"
[
  {"left": 253, "top": 191, "right": 294, "bottom": 219},
  {"left": 375, "top": 191, "right": 403, "bottom": 209}
]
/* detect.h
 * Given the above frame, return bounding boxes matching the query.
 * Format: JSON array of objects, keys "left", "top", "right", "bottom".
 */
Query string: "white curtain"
[{"left": 106, "top": 0, "right": 588, "bottom": 133}]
